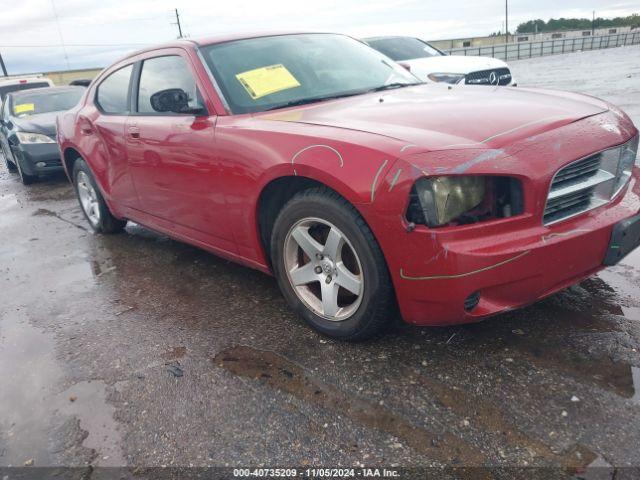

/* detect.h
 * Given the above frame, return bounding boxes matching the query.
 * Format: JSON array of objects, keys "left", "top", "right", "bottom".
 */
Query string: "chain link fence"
[{"left": 447, "top": 32, "right": 640, "bottom": 61}]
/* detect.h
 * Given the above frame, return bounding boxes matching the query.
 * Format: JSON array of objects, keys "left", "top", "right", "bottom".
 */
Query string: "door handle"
[{"left": 127, "top": 126, "right": 140, "bottom": 139}]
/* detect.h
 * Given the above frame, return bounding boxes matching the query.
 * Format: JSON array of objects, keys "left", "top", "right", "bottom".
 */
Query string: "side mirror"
[{"left": 149, "top": 88, "right": 204, "bottom": 115}]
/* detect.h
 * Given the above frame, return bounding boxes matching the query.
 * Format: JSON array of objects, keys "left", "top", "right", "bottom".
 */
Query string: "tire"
[
  {"left": 72, "top": 158, "right": 127, "bottom": 234},
  {"left": 13, "top": 150, "right": 37, "bottom": 185},
  {"left": 4, "top": 157, "right": 17, "bottom": 173},
  {"left": 271, "top": 187, "right": 395, "bottom": 341}
]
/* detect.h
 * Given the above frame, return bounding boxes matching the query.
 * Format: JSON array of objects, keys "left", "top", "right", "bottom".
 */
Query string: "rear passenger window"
[
  {"left": 96, "top": 65, "right": 133, "bottom": 114},
  {"left": 137, "top": 56, "right": 202, "bottom": 114}
]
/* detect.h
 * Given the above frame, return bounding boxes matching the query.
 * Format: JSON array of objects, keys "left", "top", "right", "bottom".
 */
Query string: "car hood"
[
  {"left": 259, "top": 84, "right": 608, "bottom": 152},
  {"left": 11, "top": 112, "right": 59, "bottom": 137},
  {"left": 404, "top": 55, "right": 508, "bottom": 76}
]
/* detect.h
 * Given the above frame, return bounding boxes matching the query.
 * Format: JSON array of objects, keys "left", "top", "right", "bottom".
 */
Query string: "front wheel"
[
  {"left": 13, "top": 151, "right": 36, "bottom": 185},
  {"left": 271, "top": 188, "right": 396, "bottom": 341},
  {"left": 3, "top": 148, "right": 17, "bottom": 173},
  {"left": 4, "top": 157, "right": 17, "bottom": 173},
  {"left": 73, "top": 158, "right": 127, "bottom": 234}
]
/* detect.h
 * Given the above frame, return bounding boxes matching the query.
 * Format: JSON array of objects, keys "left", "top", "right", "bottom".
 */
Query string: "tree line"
[{"left": 516, "top": 14, "right": 639, "bottom": 34}]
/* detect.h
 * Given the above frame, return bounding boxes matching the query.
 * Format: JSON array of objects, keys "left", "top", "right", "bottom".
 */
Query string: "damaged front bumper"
[{"left": 392, "top": 172, "right": 640, "bottom": 326}]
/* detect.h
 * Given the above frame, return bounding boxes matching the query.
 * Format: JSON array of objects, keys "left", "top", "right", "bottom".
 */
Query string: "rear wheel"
[
  {"left": 271, "top": 188, "right": 395, "bottom": 341},
  {"left": 72, "top": 158, "right": 126, "bottom": 234}
]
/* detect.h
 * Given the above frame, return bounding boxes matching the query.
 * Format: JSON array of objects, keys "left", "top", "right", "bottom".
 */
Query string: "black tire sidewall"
[
  {"left": 14, "top": 151, "right": 35, "bottom": 184},
  {"left": 271, "top": 191, "right": 390, "bottom": 339},
  {"left": 5, "top": 157, "right": 16, "bottom": 173}
]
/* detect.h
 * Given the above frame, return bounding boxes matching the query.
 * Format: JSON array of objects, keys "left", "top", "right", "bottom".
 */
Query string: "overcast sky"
[{"left": 1, "top": 0, "right": 638, "bottom": 74}]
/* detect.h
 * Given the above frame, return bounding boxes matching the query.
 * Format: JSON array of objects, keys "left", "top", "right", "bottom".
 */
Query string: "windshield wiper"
[
  {"left": 367, "top": 82, "right": 417, "bottom": 93},
  {"left": 264, "top": 91, "right": 363, "bottom": 111}
]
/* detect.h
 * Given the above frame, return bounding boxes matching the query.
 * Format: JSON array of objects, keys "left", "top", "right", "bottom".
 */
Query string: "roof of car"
[{"left": 8, "top": 85, "right": 84, "bottom": 99}]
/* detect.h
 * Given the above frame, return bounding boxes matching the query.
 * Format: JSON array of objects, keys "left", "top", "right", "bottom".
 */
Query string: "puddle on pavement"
[
  {"left": 214, "top": 346, "right": 604, "bottom": 470},
  {"left": 56, "top": 381, "right": 126, "bottom": 467},
  {"left": 597, "top": 248, "right": 640, "bottom": 316},
  {"left": 0, "top": 313, "right": 124, "bottom": 466},
  {"left": 520, "top": 341, "right": 636, "bottom": 399}
]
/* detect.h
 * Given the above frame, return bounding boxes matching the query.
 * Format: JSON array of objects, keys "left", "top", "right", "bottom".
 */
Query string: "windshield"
[
  {"left": 201, "top": 33, "right": 420, "bottom": 114},
  {"left": 365, "top": 37, "right": 443, "bottom": 61},
  {"left": 10, "top": 89, "right": 83, "bottom": 117}
]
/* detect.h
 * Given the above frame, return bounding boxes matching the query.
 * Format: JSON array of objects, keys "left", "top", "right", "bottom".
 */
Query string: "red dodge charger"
[{"left": 57, "top": 32, "right": 640, "bottom": 340}]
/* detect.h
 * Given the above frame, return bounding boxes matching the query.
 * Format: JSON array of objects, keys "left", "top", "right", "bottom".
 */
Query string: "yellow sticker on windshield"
[
  {"left": 236, "top": 64, "right": 300, "bottom": 100},
  {"left": 14, "top": 103, "right": 35, "bottom": 115}
]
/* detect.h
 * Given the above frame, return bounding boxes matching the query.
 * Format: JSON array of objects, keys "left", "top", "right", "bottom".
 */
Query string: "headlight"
[
  {"left": 413, "top": 176, "right": 485, "bottom": 226},
  {"left": 427, "top": 73, "right": 466, "bottom": 84},
  {"left": 406, "top": 176, "right": 524, "bottom": 227},
  {"left": 16, "top": 132, "right": 55, "bottom": 144}
]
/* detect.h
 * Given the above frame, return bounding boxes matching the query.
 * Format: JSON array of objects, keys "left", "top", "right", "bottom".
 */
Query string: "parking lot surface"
[{"left": 1, "top": 45, "right": 640, "bottom": 477}]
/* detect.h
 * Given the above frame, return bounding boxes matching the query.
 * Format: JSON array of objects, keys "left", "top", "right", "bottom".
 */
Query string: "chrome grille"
[
  {"left": 552, "top": 155, "right": 600, "bottom": 186},
  {"left": 544, "top": 188, "right": 595, "bottom": 224},
  {"left": 465, "top": 68, "right": 512, "bottom": 86},
  {"left": 543, "top": 134, "right": 639, "bottom": 225}
]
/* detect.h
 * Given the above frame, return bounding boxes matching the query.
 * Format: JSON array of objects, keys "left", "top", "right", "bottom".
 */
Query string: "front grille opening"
[
  {"left": 464, "top": 291, "right": 481, "bottom": 312},
  {"left": 465, "top": 68, "right": 512, "bottom": 86},
  {"left": 405, "top": 177, "right": 524, "bottom": 227},
  {"left": 542, "top": 148, "right": 619, "bottom": 225},
  {"left": 551, "top": 153, "right": 600, "bottom": 189},
  {"left": 544, "top": 187, "right": 595, "bottom": 224}
]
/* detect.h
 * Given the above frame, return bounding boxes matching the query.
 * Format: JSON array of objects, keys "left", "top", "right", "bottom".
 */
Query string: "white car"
[
  {"left": 0, "top": 76, "right": 54, "bottom": 102},
  {"left": 363, "top": 36, "right": 515, "bottom": 86}
]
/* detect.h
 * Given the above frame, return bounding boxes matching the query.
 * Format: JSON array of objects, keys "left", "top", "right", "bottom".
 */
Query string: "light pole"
[
  {"left": 505, "top": 0, "right": 509, "bottom": 43},
  {"left": 173, "top": 8, "right": 183, "bottom": 39}
]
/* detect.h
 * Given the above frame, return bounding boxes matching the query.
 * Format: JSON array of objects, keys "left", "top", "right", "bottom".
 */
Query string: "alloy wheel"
[
  {"left": 76, "top": 171, "right": 101, "bottom": 227},
  {"left": 283, "top": 217, "right": 364, "bottom": 321}
]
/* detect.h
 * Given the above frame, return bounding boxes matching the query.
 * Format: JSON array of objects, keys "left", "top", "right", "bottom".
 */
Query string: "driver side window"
[{"left": 137, "top": 55, "right": 203, "bottom": 114}]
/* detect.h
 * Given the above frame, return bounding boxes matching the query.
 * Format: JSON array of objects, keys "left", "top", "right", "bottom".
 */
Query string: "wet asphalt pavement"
[{"left": 1, "top": 45, "right": 640, "bottom": 478}]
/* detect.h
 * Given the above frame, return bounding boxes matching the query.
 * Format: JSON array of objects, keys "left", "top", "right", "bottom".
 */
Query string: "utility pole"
[
  {"left": 173, "top": 8, "right": 183, "bottom": 39},
  {"left": 592, "top": 11, "right": 595, "bottom": 36},
  {"left": 0, "top": 51, "right": 7, "bottom": 77},
  {"left": 505, "top": 0, "right": 509, "bottom": 43}
]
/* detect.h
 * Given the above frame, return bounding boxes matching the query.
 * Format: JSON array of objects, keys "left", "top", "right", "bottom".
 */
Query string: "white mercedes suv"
[{"left": 363, "top": 36, "right": 515, "bottom": 86}]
